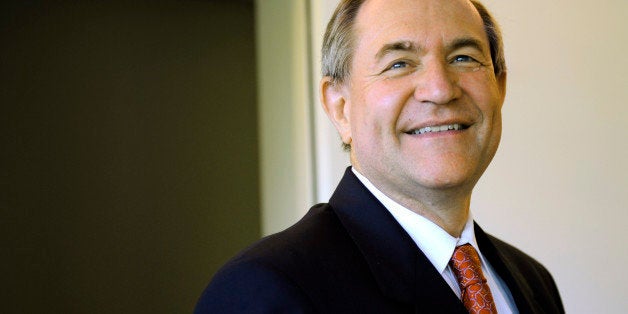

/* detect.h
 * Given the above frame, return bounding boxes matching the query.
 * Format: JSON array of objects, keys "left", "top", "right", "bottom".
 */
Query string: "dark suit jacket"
[{"left": 195, "top": 168, "right": 564, "bottom": 313}]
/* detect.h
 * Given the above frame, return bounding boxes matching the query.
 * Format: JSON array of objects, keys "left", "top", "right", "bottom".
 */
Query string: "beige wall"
[
  {"left": 256, "top": 0, "right": 315, "bottom": 235},
  {"left": 473, "top": 1, "right": 628, "bottom": 312}
]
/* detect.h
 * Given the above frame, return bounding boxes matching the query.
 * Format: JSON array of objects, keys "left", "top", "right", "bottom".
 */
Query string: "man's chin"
[{"left": 410, "top": 170, "right": 480, "bottom": 192}]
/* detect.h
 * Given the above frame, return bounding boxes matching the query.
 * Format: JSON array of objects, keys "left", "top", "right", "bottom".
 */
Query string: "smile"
[{"left": 406, "top": 123, "right": 467, "bottom": 135}]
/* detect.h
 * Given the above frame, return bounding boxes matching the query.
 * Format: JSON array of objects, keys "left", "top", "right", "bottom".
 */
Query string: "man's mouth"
[{"left": 406, "top": 123, "right": 468, "bottom": 135}]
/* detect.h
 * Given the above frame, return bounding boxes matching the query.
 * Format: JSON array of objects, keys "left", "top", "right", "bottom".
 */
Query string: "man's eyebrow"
[
  {"left": 374, "top": 40, "right": 420, "bottom": 60},
  {"left": 446, "top": 37, "right": 486, "bottom": 53},
  {"left": 374, "top": 37, "right": 487, "bottom": 61}
]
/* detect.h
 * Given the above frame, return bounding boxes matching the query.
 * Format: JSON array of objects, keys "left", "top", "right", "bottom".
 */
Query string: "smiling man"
[{"left": 195, "top": 0, "right": 564, "bottom": 313}]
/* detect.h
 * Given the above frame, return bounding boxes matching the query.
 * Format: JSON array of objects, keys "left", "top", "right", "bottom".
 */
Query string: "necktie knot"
[{"left": 450, "top": 244, "right": 498, "bottom": 314}]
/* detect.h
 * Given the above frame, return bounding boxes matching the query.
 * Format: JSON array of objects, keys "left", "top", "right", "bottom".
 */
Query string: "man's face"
[{"left": 331, "top": 0, "right": 506, "bottom": 202}]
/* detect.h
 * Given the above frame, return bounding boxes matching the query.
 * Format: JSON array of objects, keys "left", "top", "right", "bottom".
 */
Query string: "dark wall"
[{"left": 1, "top": 1, "right": 259, "bottom": 313}]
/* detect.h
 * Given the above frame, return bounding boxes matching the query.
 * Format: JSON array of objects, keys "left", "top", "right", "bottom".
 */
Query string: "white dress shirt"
[{"left": 352, "top": 168, "right": 518, "bottom": 313}]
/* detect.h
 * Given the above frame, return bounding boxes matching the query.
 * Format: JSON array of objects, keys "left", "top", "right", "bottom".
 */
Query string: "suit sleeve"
[{"left": 194, "top": 259, "right": 316, "bottom": 314}]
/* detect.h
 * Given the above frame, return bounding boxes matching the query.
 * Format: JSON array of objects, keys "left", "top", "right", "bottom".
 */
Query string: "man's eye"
[
  {"left": 453, "top": 55, "right": 477, "bottom": 63},
  {"left": 451, "top": 55, "right": 483, "bottom": 72},
  {"left": 380, "top": 60, "right": 415, "bottom": 76},
  {"left": 389, "top": 61, "right": 408, "bottom": 70}
]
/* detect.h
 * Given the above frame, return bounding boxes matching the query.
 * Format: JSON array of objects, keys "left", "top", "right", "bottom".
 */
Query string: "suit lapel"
[
  {"left": 475, "top": 223, "right": 542, "bottom": 313},
  {"left": 329, "top": 168, "right": 467, "bottom": 313},
  {"left": 412, "top": 252, "right": 468, "bottom": 313}
]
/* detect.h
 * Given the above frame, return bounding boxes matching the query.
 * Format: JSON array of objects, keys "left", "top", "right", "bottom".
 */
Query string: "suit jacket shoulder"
[
  {"left": 195, "top": 203, "right": 413, "bottom": 313},
  {"left": 194, "top": 255, "right": 316, "bottom": 314}
]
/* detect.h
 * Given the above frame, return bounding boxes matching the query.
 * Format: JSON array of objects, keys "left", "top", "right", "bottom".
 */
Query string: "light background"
[{"left": 473, "top": 1, "right": 628, "bottom": 312}]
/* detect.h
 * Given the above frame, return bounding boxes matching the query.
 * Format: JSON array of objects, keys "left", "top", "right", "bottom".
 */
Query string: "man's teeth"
[{"left": 410, "top": 124, "right": 462, "bottom": 135}]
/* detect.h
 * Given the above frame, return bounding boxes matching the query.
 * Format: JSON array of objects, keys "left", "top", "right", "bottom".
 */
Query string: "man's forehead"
[
  {"left": 356, "top": 0, "right": 483, "bottom": 32},
  {"left": 359, "top": 0, "right": 477, "bottom": 15},
  {"left": 355, "top": 0, "right": 488, "bottom": 50}
]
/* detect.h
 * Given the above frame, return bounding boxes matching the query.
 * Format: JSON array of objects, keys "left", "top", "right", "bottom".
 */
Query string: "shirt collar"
[{"left": 351, "top": 167, "right": 479, "bottom": 274}]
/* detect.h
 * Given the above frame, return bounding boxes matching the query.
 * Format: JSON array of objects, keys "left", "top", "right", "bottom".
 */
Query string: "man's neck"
[
  {"left": 391, "top": 188, "right": 471, "bottom": 237},
  {"left": 352, "top": 167, "right": 472, "bottom": 237}
]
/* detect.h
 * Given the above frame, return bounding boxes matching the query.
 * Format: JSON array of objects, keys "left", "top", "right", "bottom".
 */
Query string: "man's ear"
[
  {"left": 497, "top": 71, "right": 507, "bottom": 104},
  {"left": 320, "top": 76, "right": 352, "bottom": 146}
]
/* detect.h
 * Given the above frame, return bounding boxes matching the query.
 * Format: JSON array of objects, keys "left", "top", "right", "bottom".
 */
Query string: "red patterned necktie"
[{"left": 450, "top": 244, "right": 498, "bottom": 314}]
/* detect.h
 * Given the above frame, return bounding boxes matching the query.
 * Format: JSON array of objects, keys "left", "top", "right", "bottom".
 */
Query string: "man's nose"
[{"left": 413, "top": 62, "right": 461, "bottom": 105}]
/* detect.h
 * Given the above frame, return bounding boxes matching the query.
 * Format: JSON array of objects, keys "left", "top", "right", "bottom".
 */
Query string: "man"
[{"left": 195, "top": 0, "right": 564, "bottom": 313}]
